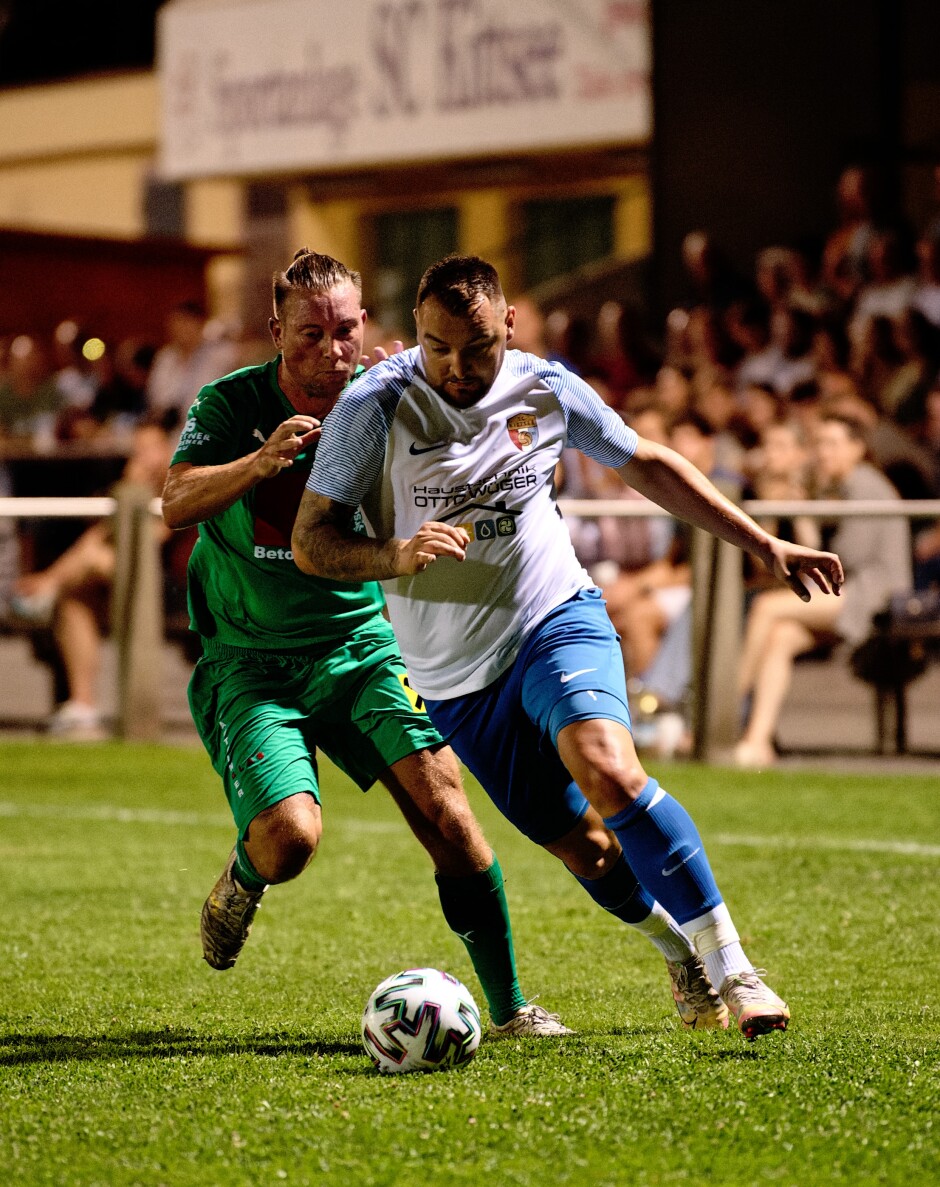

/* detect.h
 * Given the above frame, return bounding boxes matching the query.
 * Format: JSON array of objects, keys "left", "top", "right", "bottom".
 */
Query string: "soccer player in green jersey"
[{"left": 160, "top": 248, "right": 569, "bottom": 1036}]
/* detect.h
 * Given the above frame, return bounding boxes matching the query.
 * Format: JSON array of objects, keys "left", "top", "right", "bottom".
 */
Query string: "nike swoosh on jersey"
[
  {"left": 559, "top": 668, "right": 598, "bottom": 683},
  {"left": 661, "top": 846, "right": 701, "bottom": 876},
  {"left": 409, "top": 441, "right": 447, "bottom": 455}
]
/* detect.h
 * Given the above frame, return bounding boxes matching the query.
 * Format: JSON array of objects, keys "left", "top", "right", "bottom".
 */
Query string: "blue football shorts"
[{"left": 424, "top": 587, "right": 633, "bottom": 846}]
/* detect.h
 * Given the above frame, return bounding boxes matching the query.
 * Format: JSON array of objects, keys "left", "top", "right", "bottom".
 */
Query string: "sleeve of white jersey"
[
  {"left": 535, "top": 358, "right": 639, "bottom": 466},
  {"left": 307, "top": 353, "right": 413, "bottom": 505}
]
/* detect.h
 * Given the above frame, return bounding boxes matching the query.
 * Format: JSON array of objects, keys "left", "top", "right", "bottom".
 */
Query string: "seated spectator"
[
  {"left": 738, "top": 381, "right": 786, "bottom": 448},
  {"left": 735, "top": 413, "right": 912, "bottom": 767},
  {"left": 589, "top": 299, "right": 661, "bottom": 408},
  {"left": 823, "top": 389, "right": 939, "bottom": 500},
  {"left": 86, "top": 338, "right": 157, "bottom": 434},
  {"left": 558, "top": 379, "right": 669, "bottom": 586},
  {"left": 880, "top": 309, "right": 940, "bottom": 426},
  {"left": 145, "top": 301, "right": 239, "bottom": 430},
  {"left": 51, "top": 320, "right": 100, "bottom": 413},
  {"left": 544, "top": 308, "right": 590, "bottom": 375},
  {"left": 727, "top": 297, "right": 778, "bottom": 391},
  {"left": 766, "top": 304, "right": 818, "bottom": 396},
  {"left": 911, "top": 235, "right": 940, "bottom": 330},
  {"left": 848, "top": 228, "right": 917, "bottom": 348},
  {"left": 0, "top": 334, "right": 63, "bottom": 448},
  {"left": 741, "top": 419, "right": 820, "bottom": 591},
  {"left": 8, "top": 419, "right": 183, "bottom": 739},
  {"left": 603, "top": 411, "right": 741, "bottom": 687},
  {"left": 812, "top": 316, "right": 856, "bottom": 400},
  {"left": 821, "top": 165, "right": 878, "bottom": 307}
]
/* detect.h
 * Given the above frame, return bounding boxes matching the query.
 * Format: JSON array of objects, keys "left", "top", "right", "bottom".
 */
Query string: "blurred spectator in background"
[
  {"left": 0, "top": 334, "right": 62, "bottom": 448},
  {"left": 558, "top": 381, "right": 666, "bottom": 591},
  {"left": 848, "top": 228, "right": 916, "bottom": 348},
  {"left": 51, "top": 319, "right": 100, "bottom": 413},
  {"left": 145, "top": 301, "right": 239, "bottom": 431},
  {"left": 589, "top": 299, "right": 661, "bottom": 407},
  {"left": 544, "top": 307, "right": 590, "bottom": 374},
  {"left": 651, "top": 362, "right": 691, "bottom": 421},
  {"left": 8, "top": 419, "right": 179, "bottom": 739},
  {"left": 766, "top": 304, "right": 818, "bottom": 396},
  {"left": 812, "top": 316, "right": 856, "bottom": 400},
  {"left": 821, "top": 165, "right": 879, "bottom": 306},
  {"left": 508, "top": 295, "right": 549, "bottom": 356},
  {"left": 727, "top": 297, "right": 778, "bottom": 391},
  {"left": 880, "top": 309, "right": 940, "bottom": 426},
  {"left": 911, "top": 234, "right": 940, "bottom": 330},
  {"left": 679, "top": 229, "right": 750, "bottom": 316},
  {"left": 741, "top": 419, "right": 820, "bottom": 592},
  {"left": 86, "top": 338, "right": 157, "bottom": 434},
  {"left": 738, "top": 381, "right": 785, "bottom": 447},
  {"left": 0, "top": 461, "right": 17, "bottom": 616},
  {"left": 823, "top": 389, "right": 939, "bottom": 499},
  {"left": 735, "top": 413, "right": 911, "bottom": 767}
]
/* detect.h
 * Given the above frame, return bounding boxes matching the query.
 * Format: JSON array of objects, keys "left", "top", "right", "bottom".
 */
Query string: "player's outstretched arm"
[
  {"left": 162, "top": 416, "right": 320, "bottom": 530},
  {"left": 292, "top": 490, "right": 468, "bottom": 581},
  {"left": 621, "top": 437, "right": 844, "bottom": 602}
]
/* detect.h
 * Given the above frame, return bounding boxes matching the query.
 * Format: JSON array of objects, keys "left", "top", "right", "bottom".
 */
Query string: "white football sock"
[
  {"left": 683, "top": 902, "right": 753, "bottom": 988},
  {"left": 632, "top": 901, "right": 695, "bottom": 963}
]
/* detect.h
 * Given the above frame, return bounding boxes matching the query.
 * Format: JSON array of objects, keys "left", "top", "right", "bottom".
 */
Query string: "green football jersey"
[{"left": 170, "top": 358, "right": 385, "bottom": 651}]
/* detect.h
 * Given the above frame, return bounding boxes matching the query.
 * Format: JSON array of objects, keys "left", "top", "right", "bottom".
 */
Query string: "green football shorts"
[{"left": 188, "top": 621, "right": 442, "bottom": 838}]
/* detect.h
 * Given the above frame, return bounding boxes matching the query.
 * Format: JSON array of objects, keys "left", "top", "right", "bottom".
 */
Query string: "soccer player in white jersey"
[{"left": 292, "top": 255, "right": 845, "bottom": 1040}]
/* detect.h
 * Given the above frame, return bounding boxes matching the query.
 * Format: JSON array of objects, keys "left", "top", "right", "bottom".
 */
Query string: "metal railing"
[{"left": 2, "top": 493, "right": 939, "bottom": 753}]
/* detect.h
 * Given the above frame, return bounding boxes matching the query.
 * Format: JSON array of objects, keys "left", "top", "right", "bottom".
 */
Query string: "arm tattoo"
[{"left": 292, "top": 491, "right": 399, "bottom": 581}]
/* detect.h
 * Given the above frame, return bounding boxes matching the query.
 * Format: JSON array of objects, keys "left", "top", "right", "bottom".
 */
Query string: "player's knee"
[{"left": 245, "top": 795, "right": 321, "bottom": 883}]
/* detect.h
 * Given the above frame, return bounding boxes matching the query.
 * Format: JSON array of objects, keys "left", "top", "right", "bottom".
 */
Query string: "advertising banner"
[{"left": 158, "top": 0, "right": 650, "bottom": 179}]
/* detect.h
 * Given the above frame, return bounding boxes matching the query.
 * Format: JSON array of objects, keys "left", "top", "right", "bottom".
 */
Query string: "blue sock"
[
  {"left": 602, "top": 778, "right": 722, "bottom": 925},
  {"left": 571, "top": 852, "right": 656, "bottom": 923}
]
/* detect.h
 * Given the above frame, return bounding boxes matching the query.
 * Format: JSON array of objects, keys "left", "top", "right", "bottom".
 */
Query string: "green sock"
[
  {"left": 435, "top": 856, "right": 527, "bottom": 1026},
  {"left": 234, "top": 838, "right": 267, "bottom": 893}
]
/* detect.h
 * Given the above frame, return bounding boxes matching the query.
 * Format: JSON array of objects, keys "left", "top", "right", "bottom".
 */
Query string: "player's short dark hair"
[
  {"left": 273, "top": 247, "right": 362, "bottom": 314},
  {"left": 416, "top": 254, "right": 504, "bottom": 315}
]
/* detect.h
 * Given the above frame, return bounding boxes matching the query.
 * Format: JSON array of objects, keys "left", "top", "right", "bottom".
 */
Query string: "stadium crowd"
[{"left": 1, "top": 163, "right": 938, "bottom": 750}]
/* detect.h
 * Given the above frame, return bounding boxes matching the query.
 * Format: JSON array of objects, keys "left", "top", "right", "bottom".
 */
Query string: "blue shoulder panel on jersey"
[
  {"left": 309, "top": 349, "right": 418, "bottom": 505},
  {"left": 506, "top": 350, "right": 639, "bottom": 467}
]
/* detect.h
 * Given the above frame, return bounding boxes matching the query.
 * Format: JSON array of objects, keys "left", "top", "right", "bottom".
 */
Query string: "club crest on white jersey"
[{"left": 507, "top": 412, "right": 539, "bottom": 451}]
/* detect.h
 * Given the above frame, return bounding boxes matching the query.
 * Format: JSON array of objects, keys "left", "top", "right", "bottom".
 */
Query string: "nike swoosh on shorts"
[{"left": 409, "top": 441, "right": 447, "bottom": 455}]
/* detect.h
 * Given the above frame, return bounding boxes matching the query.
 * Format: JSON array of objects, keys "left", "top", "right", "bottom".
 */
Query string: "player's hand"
[
  {"left": 766, "top": 538, "right": 844, "bottom": 602},
  {"left": 394, "top": 522, "right": 470, "bottom": 575},
  {"left": 255, "top": 416, "right": 320, "bottom": 478},
  {"left": 362, "top": 340, "right": 405, "bottom": 368}
]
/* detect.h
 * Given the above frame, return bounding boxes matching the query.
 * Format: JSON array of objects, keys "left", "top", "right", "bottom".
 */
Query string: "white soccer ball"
[{"left": 361, "top": 967, "right": 482, "bottom": 1074}]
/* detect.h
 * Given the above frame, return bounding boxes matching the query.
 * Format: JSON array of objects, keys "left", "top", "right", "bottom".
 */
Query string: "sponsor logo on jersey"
[
  {"left": 507, "top": 412, "right": 538, "bottom": 452},
  {"left": 177, "top": 416, "right": 212, "bottom": 451}
]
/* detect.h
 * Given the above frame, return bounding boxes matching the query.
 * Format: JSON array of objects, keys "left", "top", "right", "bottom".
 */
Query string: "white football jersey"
[{"left": 309, "top": 347, "right": 639, "bottom": 699}]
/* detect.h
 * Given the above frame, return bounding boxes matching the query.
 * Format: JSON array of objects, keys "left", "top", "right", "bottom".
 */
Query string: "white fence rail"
[{"left": 2, "top": 494, "right": 939, "bottom": 754}]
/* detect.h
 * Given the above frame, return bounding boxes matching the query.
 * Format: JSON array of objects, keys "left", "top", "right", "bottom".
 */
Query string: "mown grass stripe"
[{"left": 2, "top": 799, "right": 938, "bottom": 857}]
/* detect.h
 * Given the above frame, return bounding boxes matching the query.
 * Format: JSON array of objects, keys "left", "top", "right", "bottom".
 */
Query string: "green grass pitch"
[{"left": 1, "top": 740, "right": 938, "bottom": 1186}]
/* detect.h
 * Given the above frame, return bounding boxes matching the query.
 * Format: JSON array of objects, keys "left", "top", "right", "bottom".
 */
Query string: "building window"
[
  {"left": 520, "top": 195, "right": 616, "bottom": 290},
  {"left": 371, "top": 207, "right": 459, "bottom": 335}
]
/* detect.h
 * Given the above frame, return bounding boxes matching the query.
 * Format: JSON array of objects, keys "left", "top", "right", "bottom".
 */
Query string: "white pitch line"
[
  {"left": 712, "top": 832, "right": 940, "bottom": 859},
  {"left": 0, "top": 801, "right": 938, "bottom": 857}
]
